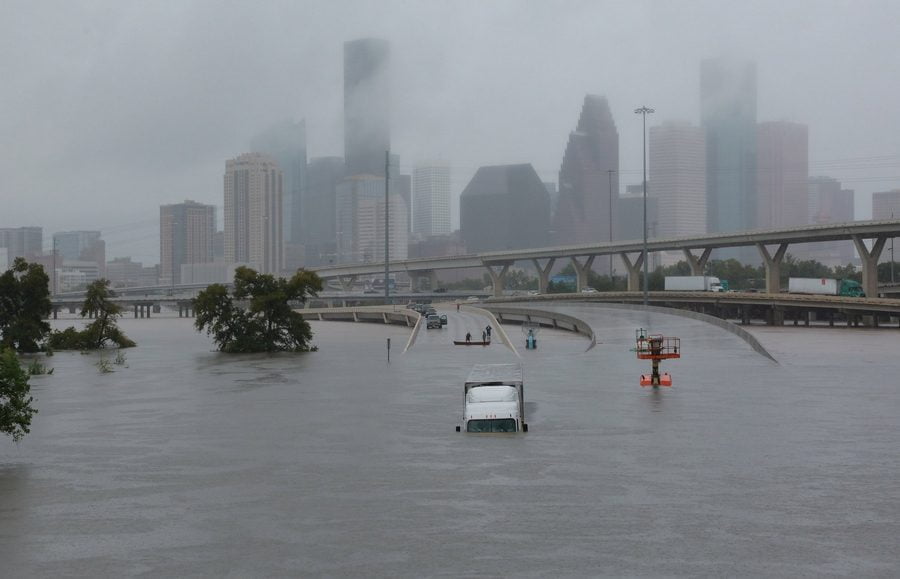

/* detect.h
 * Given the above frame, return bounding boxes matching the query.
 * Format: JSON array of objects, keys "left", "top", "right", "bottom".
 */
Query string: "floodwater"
[{"left": 1, "top": 304, "right": 899, "bottom": 577}]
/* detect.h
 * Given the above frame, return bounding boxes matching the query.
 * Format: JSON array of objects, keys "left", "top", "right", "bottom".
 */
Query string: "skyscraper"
[
  {"left": 554, "top": 95, "right": 619, "bottom": 268},
  {"left": 303, "top": 157, "right": 346, "bottom": 266},
  {"left": 344, "top": 38, "right": 390, "bottom": 177},
  {"left": 460, "top": 164, "right": 550, "bottom": 253},
  {"left": 701, "top": 58, "right": 757, "bottom": 237},
  {"left": 250, "top": 120, "right": 307, "bottom": 246},
  {"left": 756, "top": 121, "right": 809, "bottom": 229},
  {"left": 413, "top": 162, "right": 451, "bottom": 237},
  {"left": 649, "top": 121, "right": 706, "bottom": 239},
  {"left": 224, "top": 153, "right": 283, "bottom": 274},
  {"left": 159, "top": 201, "right": 216, "bottom": 286},
  {"left": 805, "top": 176, "right": 855, "bottom": 265},
  {"left": 0, "top": 227, "right": 42, "bottom": 268},
  {"left": 872, "top": 189, "right": 900, "bottom": 220},
  {"left": 335, "top": 175, "right": 407, "bottom": 265}
]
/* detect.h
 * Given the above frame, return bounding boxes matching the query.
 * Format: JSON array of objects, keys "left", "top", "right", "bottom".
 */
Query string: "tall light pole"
[
  {"left": 634, "top": 106, "right": 654, "bottom": 306},
  {"left": 384, "top": 150, "right": 391, "bottom": 302},
  {"left": 607, "top": 169, "right": 616, "bottom": 287},
  {"left": 892, "top": 210, "right": 896, "bottom": 284}
]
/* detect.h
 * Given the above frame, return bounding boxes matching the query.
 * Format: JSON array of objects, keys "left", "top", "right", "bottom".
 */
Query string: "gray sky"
[{"left": 3, "top": 0, "right": 899, "bottom": 263}]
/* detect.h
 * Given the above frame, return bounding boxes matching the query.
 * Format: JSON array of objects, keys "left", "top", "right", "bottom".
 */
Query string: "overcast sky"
[{"left": 3, "top": 0, "right": 899, "bottom": 263}]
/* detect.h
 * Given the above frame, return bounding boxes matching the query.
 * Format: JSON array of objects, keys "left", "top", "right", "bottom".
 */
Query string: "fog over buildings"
[{"left": 2, "top": 0, "right": 900, "bottom": 265}]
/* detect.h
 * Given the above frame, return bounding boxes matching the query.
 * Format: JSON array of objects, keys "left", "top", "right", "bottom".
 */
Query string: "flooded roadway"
[{"left": 1, "top": 304, "right": 899, "bottom": 577}]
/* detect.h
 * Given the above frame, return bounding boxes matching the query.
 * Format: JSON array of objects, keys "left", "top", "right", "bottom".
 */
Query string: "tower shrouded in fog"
[
  {"left": 554, "top": 95, "right": 619, "bottom": 271},
  {"left": 344, "top": 38, "right": 390, "bottom": 177},
  {"left": 701, "top": 58, "right": 757, "bottom": 237}
]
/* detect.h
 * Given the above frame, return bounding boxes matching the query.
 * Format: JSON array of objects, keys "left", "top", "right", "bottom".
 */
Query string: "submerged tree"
[
  {"left": 194, "top": 267, "right": 322, "bottom": 353},
  {"left": 0, "top": 348, "right": 37, "bottom": 442},
  {"left": 48, "top": 279, "right": 135, "bottom": 350},
  {"left": 0, "top": 258, "right": 51, "bottom": 353}
]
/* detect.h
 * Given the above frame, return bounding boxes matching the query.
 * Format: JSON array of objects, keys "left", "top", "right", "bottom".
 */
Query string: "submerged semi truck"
[
  {"left": 787, "top": 277, "right": 865, "bottom": 297},
  {"left": 456, "top": 363, "right": 527, "bottom": 433},
  {"left": 664, "top": 276, "right": 726, "bottom": 292}
]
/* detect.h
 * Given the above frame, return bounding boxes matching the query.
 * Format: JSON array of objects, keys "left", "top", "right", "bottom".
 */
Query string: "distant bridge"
[{"left": 309, "top": 219, "right": 900, "bottom": 299}]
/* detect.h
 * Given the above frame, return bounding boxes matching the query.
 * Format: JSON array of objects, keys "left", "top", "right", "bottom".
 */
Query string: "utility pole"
[
  {"left": 634, "top": 106, "right": 655, "bottom": 306},
  {"left": 892, "top": 211, "right": 896, "bottom": 284},
  {"left": 384, "top": 150, "right": 390, "bottom": 302},
  {"left": 607, "top": 169, "right": 616, "bottom": 287}
]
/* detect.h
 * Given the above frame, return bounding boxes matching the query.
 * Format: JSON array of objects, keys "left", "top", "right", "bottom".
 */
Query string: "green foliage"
[
  {"left": 48, "top": 279, "right": 135, "bottom": 350},
  {"left": 114, "top": 350, "right": 127, "bottom": 366},
  {"left": 25, "top": 357, "right": 53, "bottom": 375},
  {"left": 0, "top": 348, "right": 37, "bottom": 442},
  {"left": 194, "top": 267, "right": 323, "bottom": 353},
  {"left": 0, "top": 258, "right": 51, "bottom": 353}
]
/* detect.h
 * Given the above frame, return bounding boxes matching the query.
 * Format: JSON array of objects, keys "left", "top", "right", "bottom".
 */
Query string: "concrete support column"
[
  {"left": 424, "top": 270, "right": 438, "bottom": 291},
  {"left": 852, "top": 234, "right": 887, "bottom": 298},
  {"left": 531, "top": 258, "right": 555, "bottom": 294},
  {"left": 569, "top": 256, "right": 595, "bottom": 292},
  {"left": 484, "top": 263, "right": 510, "bottom": 298},
  {"left": 620, "top": 252, "right": 644, "bottom": 292},
  {"left": 134, "top": 304, "right": 138, "bottom": 318},
  {"left": 757, "top": 242, "right": 789, "bottom": 294},
  {"left": 682, "top": 247, "right": 713, "bottom": 275}
]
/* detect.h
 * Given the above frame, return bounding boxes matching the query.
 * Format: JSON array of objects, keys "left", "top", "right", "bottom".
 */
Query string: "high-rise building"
[
  {"left": 701, "top": 58, "right": 757, "bottom": 238},
  {"left": 554, "top": 95, "right": 619, "bottom": 270},
  {"left": 649, "top": 121, "right": 706, "bottom": 239},
  {"left": 0, "top": 227, "right": 42, "bottom": 268},
  {"left": 250, "top": 120, "right": 307, "bottom": 246},
  {"left": 413, "top": 162, "right": 451, "bottom": 237},
  {"left": 335, "top": 175, "right": 407, "bottom": 265},
  {"left": 872, "top": 189, "right": 900, "bottom": 220},
  {"left": 303, "top": 156, "right": 345, "bottom": 266},
  {"left": 224, "top": 153, "right": 283, "bottom": 274},
  {"left": 757, "top": 121, "right": 808, "bottom": 229},
  {"left": 805, "top": 176, "right": 855, "bottom": 265},
  {"left": 460, "top": 164, "right": 550, "bottom": 253},
  {"left": 106, "top": 257, "right": 145, "bottom": 288},
  {"left": 159, "top": 201, "right": 216, "bottom": 286},
  {"left": 344, "top": 38, "right": 390, "bottom": 178},
  {"left": 52, "top": 230, "right": 106, "bottom": 279}
]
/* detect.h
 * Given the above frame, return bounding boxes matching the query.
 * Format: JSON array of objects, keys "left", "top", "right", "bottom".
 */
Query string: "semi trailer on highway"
[
  {"left": 664, "top": 276, "right": 726, "bottom": 292},
  {"left": 787, "top": 277, "right": 865, "bottom": 297},
  {"left": 456, "top": 364, "right": 527, "bottom": 433}
]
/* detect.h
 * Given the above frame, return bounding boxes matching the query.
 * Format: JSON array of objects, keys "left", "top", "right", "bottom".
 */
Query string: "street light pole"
[
  {"left": 634, "top": 106, "right": 654, "bottom": 306},
  {"left": 384, "top": 150, "right": 390, "bottom": 302},
  {"left": 607, "top": 169, "right": 616, "bottom": 288}
]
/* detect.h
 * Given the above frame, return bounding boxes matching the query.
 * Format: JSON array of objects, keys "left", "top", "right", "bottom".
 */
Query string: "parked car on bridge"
[{"left": 426, "top": 314, "right": 442, "bottom": 329}]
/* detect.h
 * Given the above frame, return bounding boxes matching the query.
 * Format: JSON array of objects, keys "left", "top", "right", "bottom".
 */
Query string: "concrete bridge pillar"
[
  {"left": 620, "top": 252, "right": 644, "bottom": 292},
  {"left": 757, "top": 243, "right": 789, "bottom": 294},
  {"left": 852, "top": 234, "right": 887, "bottom": 298},
  {"left": 682, "top": 247, "right": 713, "bottom": 276},
  {"left": 416, "top": 270, "right": 438, "bottom": 291},
  {"left": 531, "top": 258, "right": 555, "bottom": 294},
  {"left": 569, "top": 256, "right": 595, "bottom": 292},
  {"left": 134, "top": 304, "right": 139, "bottom": 318},
  {"left": 484, "top": 263, "right": 511, "bottom": 298}
]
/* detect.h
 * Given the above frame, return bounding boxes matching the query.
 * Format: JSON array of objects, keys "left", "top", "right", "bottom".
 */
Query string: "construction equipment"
[{"left": 635, "top": 328, "right": 680, "bottom": 387}]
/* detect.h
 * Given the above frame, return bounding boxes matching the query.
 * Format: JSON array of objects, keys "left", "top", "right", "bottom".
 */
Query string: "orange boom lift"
[{"left": 635, "top": 328, "right": 680, "bottom": 387}]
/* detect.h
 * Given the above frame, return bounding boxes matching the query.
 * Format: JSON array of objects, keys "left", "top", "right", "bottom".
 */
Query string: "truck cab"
[{"left": 456, "top": 364, "right": 527, "bottom": 433}]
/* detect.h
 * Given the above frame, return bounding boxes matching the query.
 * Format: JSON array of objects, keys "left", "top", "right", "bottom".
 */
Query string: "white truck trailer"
[
  {"left": 456, "top": 363, "right": 528, "bottom": 433},
  {"left": 787, "top": 277, "right": 865, "bottom": 297},
  {"left": 664, "top": 275, "right": 725, "bottom": 292}
]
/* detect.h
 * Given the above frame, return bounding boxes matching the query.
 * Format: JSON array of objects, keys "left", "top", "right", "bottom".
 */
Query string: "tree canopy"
[
  {"left": 0, "top": 258, "right": 51, "bottom": 353},
  {"left": 0, "top": 348, "right": 37, "bottom": 442},
  {"left": 48, "top": 279, "right": 135, "bottom": 350},
  {"left": 194, "top": 267, "right": 323, "bottom": 353}
]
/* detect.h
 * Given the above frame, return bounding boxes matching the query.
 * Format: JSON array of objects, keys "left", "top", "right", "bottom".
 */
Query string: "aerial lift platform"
[{"left": 635, "top": 328, "right": 680, "bottom": 387}]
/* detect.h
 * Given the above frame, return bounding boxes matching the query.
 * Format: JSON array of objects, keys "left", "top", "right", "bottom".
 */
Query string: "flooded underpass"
[{"left": 1, "top": 304, "right": 898, "bottom": 577}]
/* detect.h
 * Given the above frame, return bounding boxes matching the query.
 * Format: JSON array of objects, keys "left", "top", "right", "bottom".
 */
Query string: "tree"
[
  {"left": 194, "top": 267, "right": 323, "bottom": 353},
  {"left": 48, "top": 279, "right": 135, "bottom": 350},
  {"left": 0, "top": 258, "right": 51, "bottom": 352},
  {"left": 0, "top": 348, "right": 37, "bottom": 442}
]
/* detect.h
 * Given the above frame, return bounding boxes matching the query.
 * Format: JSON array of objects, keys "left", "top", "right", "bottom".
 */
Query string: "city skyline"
[{"left": 3, "top": 2, "right": 900, "bottom": 264}]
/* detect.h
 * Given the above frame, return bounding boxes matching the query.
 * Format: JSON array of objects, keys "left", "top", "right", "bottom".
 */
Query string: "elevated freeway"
[{"left": 310, "top": 219, "right": 900, "bottom": 299}]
